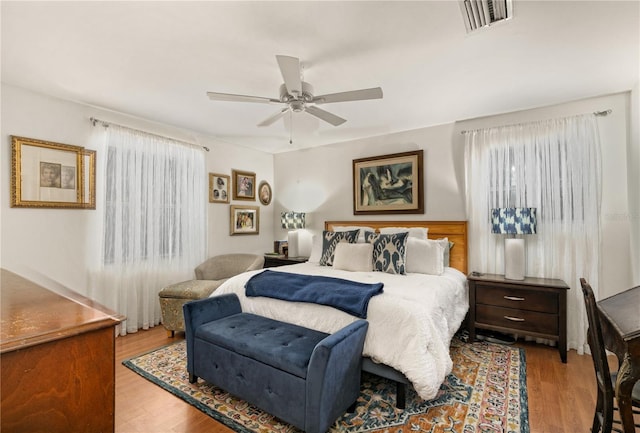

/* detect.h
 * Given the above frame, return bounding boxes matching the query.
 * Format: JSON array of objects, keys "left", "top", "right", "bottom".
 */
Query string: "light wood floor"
[{"left": 114, "top": 325, "right": 624, "bottom": 433}]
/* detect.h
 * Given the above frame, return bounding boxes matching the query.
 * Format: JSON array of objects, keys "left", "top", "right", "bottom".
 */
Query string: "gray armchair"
[{"left": 159, "top": 253, "right": 264, "bottom": 336}]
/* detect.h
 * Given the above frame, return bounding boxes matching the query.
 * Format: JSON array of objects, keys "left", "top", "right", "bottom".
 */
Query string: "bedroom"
[{"left": 1, "top": 1, "right": 639, "bottom": 432}]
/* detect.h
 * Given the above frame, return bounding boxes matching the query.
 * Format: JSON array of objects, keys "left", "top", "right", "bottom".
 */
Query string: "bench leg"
[
  {"left": 347, "top": 401, "right": 357, "bottom": 413},
  {"left": 188, "top": 373, "right": 198, "bottom": 384},
  {"left": 396, "top": 382, "right": 406, "bottom": 409}
]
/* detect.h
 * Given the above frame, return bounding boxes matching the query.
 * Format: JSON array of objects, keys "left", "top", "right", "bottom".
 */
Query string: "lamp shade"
[
  {"left": 281, "top": 211, "right": 306, "bottom": 230},
  {"left": 491, "top": 208, "right": 537, "bottom": 235}
]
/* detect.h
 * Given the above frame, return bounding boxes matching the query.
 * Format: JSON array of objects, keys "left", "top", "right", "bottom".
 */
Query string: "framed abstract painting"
[{"left": 352, "top": 150, "right": 424, "bottom": 215}]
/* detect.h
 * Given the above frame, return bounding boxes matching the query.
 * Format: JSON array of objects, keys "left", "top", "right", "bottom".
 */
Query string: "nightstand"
[
  {"left": 467, "top": 273, "right": 569, "bottom": 363},
  {"left": 263, "top": 255, "right": 308, "bottom": 268}
]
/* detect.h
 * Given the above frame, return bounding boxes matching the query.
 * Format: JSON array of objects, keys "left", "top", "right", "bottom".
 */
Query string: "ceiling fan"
[{"left": 206, "top": 55, "right": 383, "bottom": 127}]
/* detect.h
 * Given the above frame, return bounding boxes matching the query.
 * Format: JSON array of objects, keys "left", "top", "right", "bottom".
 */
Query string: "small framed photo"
[
  {"left": 258, "top": 181, "right": 272, "bottom": 205},
  {"left": 11, "top": 135, "right": 96, "bottom": 209},
  {"left": 209, "top": 173, "right": 230, "bottom": 203},
  {"left": 353, "top": 149, "right": 424, "bottom": 215},
  {"left": 232, "top": 169, "right": 256, "bottom": 201},
  {"left": 230, "top": 205, "right": 259, "bottom": 235}
]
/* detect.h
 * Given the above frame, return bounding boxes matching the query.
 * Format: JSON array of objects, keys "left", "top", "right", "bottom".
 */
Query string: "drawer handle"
[
  {"left": 504, "top": 315, "right": 525, "bottom": 322},
  {"left": 504, "top": 296, "right": 525, "bottom": 301}
]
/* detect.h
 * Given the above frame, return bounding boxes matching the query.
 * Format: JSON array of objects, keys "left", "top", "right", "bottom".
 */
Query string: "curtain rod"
[
  {"left": 90, "top": 117, "right": 210, "bottom": 152},
  {"left": 460, "top": 109, "right": 612, "bottom": 135}
]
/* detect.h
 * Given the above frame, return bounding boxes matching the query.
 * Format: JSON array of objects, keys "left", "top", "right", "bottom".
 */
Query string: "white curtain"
[
  {"left": 89, "top": 124, "right": 207, "bottom": 336},
  {"left": 464, "top": 113, "right": 602, "bottom": 354}
]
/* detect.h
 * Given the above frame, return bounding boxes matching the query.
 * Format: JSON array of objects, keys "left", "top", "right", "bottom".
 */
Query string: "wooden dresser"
[
  {"left": 467, "top": 273, "right": 568, "bottom": 363},
  {"left": 1, "top": 269, "right": 125, "bottom": 432}
]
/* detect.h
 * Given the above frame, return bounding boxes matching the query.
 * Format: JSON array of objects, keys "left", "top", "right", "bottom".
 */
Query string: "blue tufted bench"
[{"left": 183, "top": 293, "right": 368, "bottom": 433}]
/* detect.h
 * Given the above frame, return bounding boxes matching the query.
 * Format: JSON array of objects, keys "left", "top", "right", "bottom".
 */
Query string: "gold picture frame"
[
  {"left": 81, "top": 149, "right": 96, "bottom": 209},
  {"left": 209, "top": 173, "right": 230, "bottom": 203},
  {"left": 11, "top": 136, "right": 96, "bottom": 209},
  {"left": 258, "top": 180, "right": 272, "bottom": 205},
  {"left": 353, "top": 149, "right": 424, "bottom": 215},
  {"left": 230, "top": 205, "right": 259, "bottom": 235},
  {"left": 232, "top": 169, "right": 256, "bottom": 201}
]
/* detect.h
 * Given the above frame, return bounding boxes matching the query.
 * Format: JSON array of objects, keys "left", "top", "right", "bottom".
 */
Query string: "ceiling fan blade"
[
  {"left": 276, "top": 55, "right": 302, "bottom": 97},
  {"left": 305, "top": 106, "right": 347, "bottom": 126},
  {"left": 207, "top": 91, "right": 278, "bottom": 104},
  {"left": 312, "top": 87, "right": 383, "bottom": 104},
  {"left": 257, "top": 108, "right": 290, "bottom": 127}
]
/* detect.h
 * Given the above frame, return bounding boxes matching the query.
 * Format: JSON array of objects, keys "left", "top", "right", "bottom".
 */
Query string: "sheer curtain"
[
  {"left": 464, "top": 113, "right": 602, "bottom": 354},
  {"left": 89, "top": 124, "right": 207, "bottom": 336}
]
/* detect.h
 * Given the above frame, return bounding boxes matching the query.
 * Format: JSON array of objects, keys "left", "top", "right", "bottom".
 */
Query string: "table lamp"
[
  {"left": 281, "top": 211, "right": 311, "bottom": 257},
  {"left": 491, "top": 207, "right": 537, "bottom": 280}
]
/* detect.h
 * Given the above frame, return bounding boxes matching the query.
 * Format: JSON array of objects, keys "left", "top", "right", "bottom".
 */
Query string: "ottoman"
[{"left": 159, "top": 280, "right": 224, "bottom": 337}]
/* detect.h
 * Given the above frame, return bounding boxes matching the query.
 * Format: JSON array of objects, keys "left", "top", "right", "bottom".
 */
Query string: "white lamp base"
[
  {"left": 504, "top": 238, "right": 525, "bottom": 280},
  {"left": 287, "top": 230, "right": 312, "bottom": 258}
]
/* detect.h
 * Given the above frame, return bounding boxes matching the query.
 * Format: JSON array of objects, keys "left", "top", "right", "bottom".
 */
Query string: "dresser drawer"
[
  {"left": 476, "top": 285, "right": 558, "bottom": 314},
  {"left": 476, "top": 305, "right": 559, "bottom": 335}
]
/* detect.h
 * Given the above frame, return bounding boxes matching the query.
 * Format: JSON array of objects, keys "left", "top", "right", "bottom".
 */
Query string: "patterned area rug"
[{"left": 123, "top": 337, "right": 529, "bottom": 433}]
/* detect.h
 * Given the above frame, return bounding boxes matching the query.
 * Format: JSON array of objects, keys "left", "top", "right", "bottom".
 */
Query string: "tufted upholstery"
[
  {"left": 159, "top": 254, "right": 264, "bottom": 336},
  {"left": 184, "top": 294, "right": 368, "bottom": 433}
]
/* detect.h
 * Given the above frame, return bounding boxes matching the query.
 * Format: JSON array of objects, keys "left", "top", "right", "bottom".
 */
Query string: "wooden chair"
[{"left": 580, "top": 278, "right": 640, "bottom": 433}]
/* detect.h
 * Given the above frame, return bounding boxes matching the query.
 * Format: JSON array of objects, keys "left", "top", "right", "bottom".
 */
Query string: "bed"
[{"left": 212, "top": 220, "right": 469, "bottom": 406}]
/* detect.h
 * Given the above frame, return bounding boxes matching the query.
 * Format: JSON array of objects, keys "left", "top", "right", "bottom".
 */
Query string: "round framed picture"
[{"left": 258, "top": 181, "right": 272, "bottom": 205}]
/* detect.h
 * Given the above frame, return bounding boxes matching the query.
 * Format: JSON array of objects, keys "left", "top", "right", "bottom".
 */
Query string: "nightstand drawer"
[
  {"left": 476, "top": 305, "right": 559, "bottom": 335},
  {"left": 476, "top": 285, "right": 558, "bottom": 314}
]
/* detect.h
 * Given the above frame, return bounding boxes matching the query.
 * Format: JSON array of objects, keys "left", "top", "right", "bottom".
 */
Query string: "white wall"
[
  {"left": 274, "top": 92, "right": 635, "bottom": 298},
  {"left": 1, "top": 84, "right": 274, "bottom": 295},
  {"left": 273, "top": 123, "right": 466, "bottom": 242},
  {"left": 629, "top": 82, "right": 640, "bottom": 286}
]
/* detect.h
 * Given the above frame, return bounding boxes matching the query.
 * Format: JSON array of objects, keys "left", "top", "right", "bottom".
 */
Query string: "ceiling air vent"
[{"left": 459, "top": 0, "right": 513, "bottom": 33}]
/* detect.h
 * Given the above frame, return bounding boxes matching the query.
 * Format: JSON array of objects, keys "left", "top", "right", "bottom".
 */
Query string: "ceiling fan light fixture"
[{"left": 290, "top": 100, "right": 305, "bottom": 112}]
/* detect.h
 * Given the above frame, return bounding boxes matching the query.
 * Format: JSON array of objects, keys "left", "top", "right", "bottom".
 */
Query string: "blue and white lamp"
[{"left": 491, "top": 207, "right": 537, "bottom": 280}]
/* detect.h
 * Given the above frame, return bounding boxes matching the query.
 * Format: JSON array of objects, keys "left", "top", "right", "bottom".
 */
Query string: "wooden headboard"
[{"left": 325, "top": 220, "right": 468, "bottom": 275}]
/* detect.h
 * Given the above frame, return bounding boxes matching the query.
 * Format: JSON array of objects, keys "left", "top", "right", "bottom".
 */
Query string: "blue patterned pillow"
[
  {"left": 319, "top": 230, "right": 359, "bottom": 266},
  {"left": 365, "top": 231, "right": 409, "bottom": 275}
]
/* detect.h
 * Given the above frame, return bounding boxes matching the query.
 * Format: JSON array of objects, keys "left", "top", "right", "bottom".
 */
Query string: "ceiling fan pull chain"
[{"left": 289, "top": 110, "right": 293, "bottom": 145}]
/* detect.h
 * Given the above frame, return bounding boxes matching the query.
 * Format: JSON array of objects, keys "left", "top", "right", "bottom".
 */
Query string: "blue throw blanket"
[{"left": 245, "top": 270, "right": 384, "bottom": 318}]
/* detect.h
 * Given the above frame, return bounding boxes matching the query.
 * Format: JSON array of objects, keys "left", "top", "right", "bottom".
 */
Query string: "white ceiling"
[{"left": 2, "top": 1, "right": 639, "bottom": 154}]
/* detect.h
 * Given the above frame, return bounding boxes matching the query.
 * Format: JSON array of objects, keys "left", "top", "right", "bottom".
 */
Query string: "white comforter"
[{"left": 212, "top": 262, "right": 469, "bottom": 400}]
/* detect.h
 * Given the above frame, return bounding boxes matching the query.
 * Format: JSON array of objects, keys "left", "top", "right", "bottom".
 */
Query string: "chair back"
[
  {"left": 580, "top": 278, "right": 615, "bottom": 407},
  {"left": 195, "top": 254, "right": 264, "bottom": 280}
]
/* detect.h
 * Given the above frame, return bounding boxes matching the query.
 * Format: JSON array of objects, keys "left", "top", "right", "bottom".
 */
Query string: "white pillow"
[
  {"left": 308, "top": 234, "right": 321, "bottom": 263},
  {"left": 405, "top": 237, "right": 444, "bottom": 275},
  {"left": 332, "top": 242, "right": 373, "bottom": 272},
  {"left": 379, "top": 227, "right": 428, "bottom": 241},
  {"left": 434, "top": 237, "right": 452, "bottom": 267},
  {"left": 333, "top": 225, "right": 376, "bottom": 243}
]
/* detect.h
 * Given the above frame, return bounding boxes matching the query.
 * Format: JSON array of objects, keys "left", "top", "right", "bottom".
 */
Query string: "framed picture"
[
  {"left": 232, "top": 169, "right": 256, "bottom": 201},
  {"left": 352, "top": 149, "right": 424, "bottom": 215},
  {"left": 230, "top": 205, "right": 260, "bottom": 235},
  {"left": 11, "top": 135, "right": 96, "bottom": 209},
  {"left": 209, "top": 173, "right": 230, "bottom": 203},
  {"left": 258, "top": 180, "right": 272, "bottom": 205}
]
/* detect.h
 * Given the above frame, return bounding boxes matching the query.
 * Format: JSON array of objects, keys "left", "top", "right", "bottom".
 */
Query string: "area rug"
[{"left": 123, "top": 337, "right": 529, "bottom": 433}]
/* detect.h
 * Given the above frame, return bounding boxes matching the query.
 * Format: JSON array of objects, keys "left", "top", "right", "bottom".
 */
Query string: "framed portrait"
[
  {"left": 11, "top": 136, "right": 96, "bottom": 209},
  {"left": 232, "top": 169, "right": 256, "bottom": 201},
  {"left": 209, "top": 173, "right": 230, "bottom": 203},
  {"left": 352, "top": 149, "right": 424, "bottom": 215},
  {"left": 258, "top": 181, "right": 272, "bottom": 205},
  {"left": 230, "top": 205, "right": 260, "bottom": 235}
]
